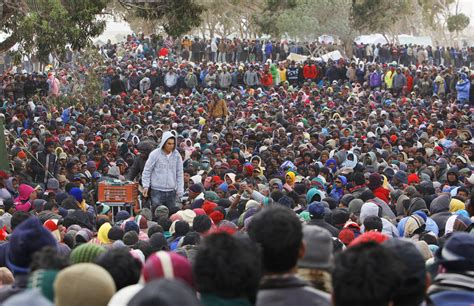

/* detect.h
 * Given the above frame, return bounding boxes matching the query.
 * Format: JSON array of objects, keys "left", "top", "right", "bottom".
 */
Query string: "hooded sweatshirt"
[{"left": 142, "top": 131, "right": 184, "bottom": 196}]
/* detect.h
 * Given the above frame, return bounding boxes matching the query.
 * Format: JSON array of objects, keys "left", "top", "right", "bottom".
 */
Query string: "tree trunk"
[{"left": 0, "top": 35, "right": 18, "bottom": 54}]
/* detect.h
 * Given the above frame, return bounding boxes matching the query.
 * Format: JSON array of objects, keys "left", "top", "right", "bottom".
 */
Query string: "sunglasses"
[{"left": 335, "top": 180, "right": 342, "bottom": 184}]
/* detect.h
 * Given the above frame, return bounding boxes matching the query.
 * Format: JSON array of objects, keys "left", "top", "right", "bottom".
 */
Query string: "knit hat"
[
  {"left": 404, "top": 215, "right": 426, "bottom": 238},
  {"left": 209, "top": 210, "right": 224, "bottom": 225},
  {"left": 54, "top": 263, "right": 116, "bottom": 306},
  {"left": 127, "top": 279, "right": 201, "bottom": 306},
  {"left": 27, "top": 269, "right": 59, "bottom": 302},
  {"left": 142, "top": 251, "right": 194, "bottom": 288},
  {"left": 108, "top": 226, "right": 125, "bottom": 241},
  {"left": 338, "top": 228, "right": 356, "bottom": 245},
  {"left": 449, "top": 198, "right": 465, "bottom": 213},
  {"left": 189, "top": 184, "right": 203, "bottom": 193},
  {"left": 46, "top": 178, "right": 60, "bottom": 191},
  {"left": 7, "top": 217, "right": 57, "bottom": 274},
  {"left": 298, "top": 225, "right": 333, "bottom": 270},
  {"left": 124, "top": 220, "right": 140, "bottom": 234},
  {"left": 348, "top": 199, "right": 364, "bottom": 216},
  {"left": 43, "top": 219, "right": 61, "bottom": 242},
  {"left": 115, "top": 210, "right": 131, "bottom": 222},
  {"left": 407, "top": 173, "right": 420, "bottom": 185},
  {"left": 154, "top": 206, "right": 169, "bottom": 220},
  {"left": 107, "top": 284, "right": 143, "bottom": 306},
  {"left": 69, "top": 187, "right": 83, "bottom": 202},
  {"left": 3, "top": 289, "right": 53, "bottom": 306},
  {"left": 349, "top": 231, "right": 389, "bottom": 247},
  {"left": 393, "top": 170, "right": 408, "bottom": 184},
  {"left": 70, "top": 243, "right": 106, "bottom": 264}
]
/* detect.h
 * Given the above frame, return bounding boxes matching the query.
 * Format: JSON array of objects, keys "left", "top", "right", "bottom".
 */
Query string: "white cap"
[{"left": 77, "top": 139, "right": 85, "bottom": 146}]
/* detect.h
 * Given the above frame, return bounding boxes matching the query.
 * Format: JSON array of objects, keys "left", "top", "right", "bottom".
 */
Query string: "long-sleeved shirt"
[{"left": 142, "top": 132, "right": 184, "bottom": 196}]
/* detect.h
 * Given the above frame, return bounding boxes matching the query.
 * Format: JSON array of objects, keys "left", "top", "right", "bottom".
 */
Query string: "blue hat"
[
  {"left": 116, "top": 210, "right": 131, "bottom": 222},
  {"left": 124, "top": 221, "right": 139, "bottom": 234},
  {"left": 7, "top": 217, "right": 57, "bottom": 274},
  {"left": 437, "top": 232, "right": 474, "bottom": 271},
  {"left": 69, "top": 187, "right": 83, "bottom": 202},
  {"left": 308, "top": 202, "right": 326, "bottom": 218}
]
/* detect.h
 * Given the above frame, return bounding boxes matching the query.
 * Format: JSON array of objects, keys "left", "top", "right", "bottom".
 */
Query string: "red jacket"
[
  {"left": 303, "top": 64, "right": 318, "bottom": 79},
  {"left": 260, "top": 72, "right": 273, "bottom": 87},
  {"left": 373, "top": 186, "right": 390, "bottom": 204}
]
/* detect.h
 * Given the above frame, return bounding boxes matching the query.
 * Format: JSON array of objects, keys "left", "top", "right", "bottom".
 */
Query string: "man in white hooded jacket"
[{"left": 142, "top": 131, "right": 184, "bottom": 209}]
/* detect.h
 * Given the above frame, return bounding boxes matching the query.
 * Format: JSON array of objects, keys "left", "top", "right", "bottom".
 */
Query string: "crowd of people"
[{"left": 0, "top": 32, "right": 473, "bottom": 306}]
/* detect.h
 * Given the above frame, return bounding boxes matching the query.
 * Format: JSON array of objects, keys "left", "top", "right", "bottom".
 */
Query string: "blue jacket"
[
  {"left": 142, "top": 131, "right": 184, "bottom": 196},
  {"left": 456, "top": 78, "right": 470, "bottom": 102}
]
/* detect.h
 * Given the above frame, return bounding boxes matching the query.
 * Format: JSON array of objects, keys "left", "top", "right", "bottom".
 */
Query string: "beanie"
[
  {"left": 115, "top": 211, "right": 130, "bottom": 223},
  {"left": 54, "top": 263, "right": 116, "bottom": 306},
  {"left": 7, "top": 217, "right": 57, "bottom": 274},
  {"left": 209, "top": 210, "right": 224, "bottom": 225},
  {"left": 349, "top": 231, "right": 389, "bottom": 247},
  {"left": 394, "top": 170, "right": 408, "bottom": 184},
  {"left": 124, "top": 221, "right": 140, "bottom": 234},
  {"left": 70, "top": 243, "right": 106, "bottom": 264},
  {"left": 69, "top": 188, "right": 83, "bottom": 202},
  {"left": 407, "top": 173, "right": 420, "bottom": 185},
  {"left": 142, "top": 251, "right": 194, "bottom": 288}
]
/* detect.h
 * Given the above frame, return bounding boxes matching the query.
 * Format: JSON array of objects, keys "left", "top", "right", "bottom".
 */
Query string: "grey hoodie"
[{"left": 142, "top": 131, "right": 184, "bottom": 196}]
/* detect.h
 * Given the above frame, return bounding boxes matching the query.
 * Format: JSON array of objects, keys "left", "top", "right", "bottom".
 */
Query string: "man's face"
[{"left": 164, "top": 138, "right": 175, "bottom": 153}]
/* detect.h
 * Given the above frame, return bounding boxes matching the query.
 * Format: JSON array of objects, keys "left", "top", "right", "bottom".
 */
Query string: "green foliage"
[
  {"left": 352, "top": 0, "right": 412, "bottom": 33},
  {"left": 122, "top": 0, "right": 204, "bottom": 37},
  {"left": 447, "top": 13, "right": 470, "bottom": 32},
  {"left": 1, "top": 0, "right": 108, "bottom": 63}
]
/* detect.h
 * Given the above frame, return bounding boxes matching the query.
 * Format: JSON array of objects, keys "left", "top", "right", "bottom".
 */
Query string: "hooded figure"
[
  {"left": 455, "top": 73, "right": 470, "bottom": 102},
  {"left": 142, "top": 131, "right": 184, "bottom": 209}
]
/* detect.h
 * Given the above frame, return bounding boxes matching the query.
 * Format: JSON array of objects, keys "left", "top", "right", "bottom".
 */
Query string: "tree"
[
  {"left": 0, "top": 0, "right": 109, "bottom": 62},
  {"left": 447, "top": 13, "right": 470, "bottom": 33},
  {"left": 194, "top": 0, "right": 265, "bottom": 39},
  {"left": 117, "top": 0, "right": 204, "bottom": 37}
]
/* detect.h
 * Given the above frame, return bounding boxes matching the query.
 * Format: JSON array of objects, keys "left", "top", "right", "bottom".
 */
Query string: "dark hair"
[
  {"left": 247, "top": 206, "right": 302, "bottom": 273},
  {"left": 193, "top": 233, "right": 261, "bottom": 302},
  {"left": 157, "top": 217, "right": 172, "bottom": 231},
  {"left": 148, "top": 225, "right": 164, "bottom": 238},
  {"left": 95, "top": 248, "right": 142, "bottom": 290},
  {"left": 353, "top": 172, "right": 365, "bottom": 186},
  {"left": 133, "top": 240, "right": 154, "bottom": 258},
  {"left": 182, "top": 231, "right": 201, "bottom": 246},
  {"left": 332, "top": 243, "right": 404, "bottom": 306},
  {"left": 359, "top": 189, "right": 375, "bottom": 202},
  {"left": 29, "top": 246, "right": 70, "bottom": 271},
  {"left": 174, "top": 221, "right": 190, "bottom": 237},
  {"left": 11, "top": 211, "right": 31, "bottom": 230},
  {"left": 149, "top": 233, "right": 169, "bottom": 252},
  {"left": 363, "top": 215, "right": 383, "bottom": 232}
]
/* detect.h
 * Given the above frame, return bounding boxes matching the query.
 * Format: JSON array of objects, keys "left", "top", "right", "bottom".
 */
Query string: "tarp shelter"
[
  {"left": 320, "top": 50, "right": 343, "bottom": 62},
  {"left": 286, "top": 53, "right": 308, "bottom": 63}
]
